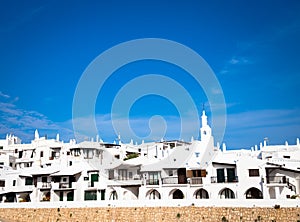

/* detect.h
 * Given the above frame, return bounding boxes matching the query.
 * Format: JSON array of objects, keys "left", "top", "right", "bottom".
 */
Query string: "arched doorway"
[
  {"left": 219, "top": 188, "right": 235, "bottom": 199},
  {"left": 172, "top": 189, "right": 184, "bottom": 199},
  {"left": 109, "top": 191, "right": 118, "bottom": 200},
  {"left": 147, "top": 189, "right": 161, "bottom": 199},
  {"left": 195, "top": 188, "right": 209, "bottom": 199},
  {"left": 245, "top": 187, "right": 263, "bottom": 199}
]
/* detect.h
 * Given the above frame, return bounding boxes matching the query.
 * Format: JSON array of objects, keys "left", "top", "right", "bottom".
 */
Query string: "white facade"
[{"left": 0, "top": 111, "right": 300, "bottom": 205}]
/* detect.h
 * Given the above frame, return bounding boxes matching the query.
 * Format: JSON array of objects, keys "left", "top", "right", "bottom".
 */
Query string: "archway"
[
  {"left": 109, "top": 191, "right": 118, "bottom": 200},
  {"left": 171, "top": 189, "right": 184, "bottom": 199},
  {"left": 147, "top": 189, "right": 161, "bottom": 199},
  {"left": 245, "top": 187, "right": 263, "bottom": 199},
  {"left": 195, "top": 188, "right": 209, "bottom": 199},
  {"left": 219, "top": 188, "right": 235, "bottom": 199}
]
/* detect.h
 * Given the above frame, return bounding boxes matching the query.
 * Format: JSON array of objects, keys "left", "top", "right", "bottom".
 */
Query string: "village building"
[{"left": 0, "top": 111, "right": 299, "bottom": 204}]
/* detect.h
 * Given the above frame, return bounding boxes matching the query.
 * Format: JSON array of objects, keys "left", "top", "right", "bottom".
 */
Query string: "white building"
[{"left": 0, "top": 111, "right": 299, "bottom": 204}]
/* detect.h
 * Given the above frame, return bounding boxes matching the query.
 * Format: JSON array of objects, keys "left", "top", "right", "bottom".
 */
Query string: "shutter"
[
  {"left": 200, "top": 170, "right": 207, "bottom": 177},
  {"left": 186, "top": 170, "right": 193, "bottom": 178}
]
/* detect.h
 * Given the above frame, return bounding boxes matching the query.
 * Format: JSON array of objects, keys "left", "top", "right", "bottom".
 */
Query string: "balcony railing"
[
  {"left": 162, "top": 177, "right": 178, "bottom": 184},
  {"left": 190, "top": 177, "right": 203, "bottom": 185},
  {"left": 146, "top": 179, "right": 159, "bottom": 185},
  {"left": 59, "top": 182, "right": 71, "bottom": 188},
  {"left": 41, "top": 182, "right": 51, "bottom": 188},
  {"left": 211, "top": 176, "right": 238, "bottom": 183},
  {"left": 266, "top": 176, "right": 288, "bottom": 184}
]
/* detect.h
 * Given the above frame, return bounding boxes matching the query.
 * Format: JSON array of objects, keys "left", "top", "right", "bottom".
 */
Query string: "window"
[
  {"left": 84, "top": 191, "right": 97, "bottom": 200},
  {"left": 283, "top": 155, "right": 290, "bottom": 159},
  {"left": 128, "top": 172, "right": 133, "bottom": 179},
  {"left": 118, "top": 169, "right": 127, "bottom": 180},
  {"left": 0, "top": 146, "right": 3, "bottom": 150},
  {"left": 25, "top": 177, "right": 33, "bottom": 185},
  {"left": 0, "top": 180, "right": 5, "bottom": 187},
  {"left": 40, "top": 151, "right": 43, "bottom": 158},
  {"left": 0, "top": 162, "right": 4, "bottom": 165},
  {"left": 13, "top": 180, "right": 16, "bottom": 186},
  {"left": 168, "top": 170, "right": 173, "bottom": 176},
  {"left": 108, "top": 170, "right": 114, "bottom": 180},
  {"left": 42, "top": 177, "right": 47, "bottom": 183},
  {"left": 148, "top": 172, "right": 160, "bottom": 185},
  {"left": 249, "top": 169, "right": 260, "bottom": 177}
]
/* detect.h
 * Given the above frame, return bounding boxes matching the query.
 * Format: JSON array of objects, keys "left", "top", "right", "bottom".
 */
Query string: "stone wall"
[{"left": 0, "top": 206, "right": 300, "bottom": 222}]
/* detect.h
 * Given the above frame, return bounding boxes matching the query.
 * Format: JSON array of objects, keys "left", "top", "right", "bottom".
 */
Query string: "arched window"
[
  {"left": 245, "top": 187, "right": 263, "bottom": 199},
  {"left": 172, "top": 189, "right": 184, "bottom": 199},
  {"left": 109, "top": 191, "right": 118, "bottom": 200},
  {"left": 219, "top": 188, "right": 235, "bottom": 199},
  {"left": 195, "top": 188, "right": 209, "bottom": 199},
  {"left": 148, "top": 189, "right": 161, "bottom": 199}
]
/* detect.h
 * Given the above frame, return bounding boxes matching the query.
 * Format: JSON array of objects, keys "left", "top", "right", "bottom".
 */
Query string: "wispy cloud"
[
  {"left": 0, "top": 94, "right": 74, "bottom": 142},
  {"left": 0, "top": 91, "right": 10, "bottom": 99},
  {"left": 224, "top": 108, "right": 300, "bottom": 149},
  {"left": 220, "top": 55, "right": 253, "bottom": 75},
  {"left": 229, "top": 57, "right": 251, "bottom": 65}
]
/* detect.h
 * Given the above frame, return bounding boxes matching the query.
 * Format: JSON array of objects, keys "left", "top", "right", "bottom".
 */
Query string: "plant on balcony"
[{"left": 123, "top": 153, "right": 139, "bottom": 161}]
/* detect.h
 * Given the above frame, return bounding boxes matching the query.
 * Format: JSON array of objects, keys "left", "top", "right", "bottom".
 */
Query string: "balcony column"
[
  {"left": 275, "top": 186, "right": 282, "bottom": 199},
  {"left": 295, "top": 176, "right": 300, "bottom": 195}
]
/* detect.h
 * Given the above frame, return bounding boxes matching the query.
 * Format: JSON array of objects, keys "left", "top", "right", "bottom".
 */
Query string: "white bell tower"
[{"left": 200, "top": 110, "right": 211, "bottom": 140}]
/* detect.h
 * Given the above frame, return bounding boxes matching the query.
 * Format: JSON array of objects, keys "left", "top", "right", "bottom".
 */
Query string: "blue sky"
[{"left": 0, "top": 0, "right": 300, "bottom": 149}]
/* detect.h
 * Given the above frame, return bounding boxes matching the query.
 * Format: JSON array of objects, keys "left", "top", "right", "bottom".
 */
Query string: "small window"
[
  {"left": 128, "top": 172, "right": 133, "bottom": 179},
  {"left": 168, "top": 170, "right": 173, "bottom": 176},
  {"left": 42, "top": 177, "right": 47, "bottom": 183},
  {"left": 0, "top": 180, "right": 5, "bottom": 187},
  {"left": 0, "top": 162, "right": 4, "bottom": 165},
  {"left": 283, "top": 155, "right": 290, "bottom": 159},
  {"left": 0, "top": 146, "right": 3, "bottom": 150},
  {"left": 40, "top": 151, "right": 44, "bottom": 158},
  {"left": 62, "top": 177, "right": 67, "bottom": 182},
  {"left": 25, "top": 177, "right": 33, "bottom": 185},
  {"left": 13, "top": 180, "right": 16, "bottom": 186},
  {"left": 249, "top": 169, "right": 260, "bottom": 177}
]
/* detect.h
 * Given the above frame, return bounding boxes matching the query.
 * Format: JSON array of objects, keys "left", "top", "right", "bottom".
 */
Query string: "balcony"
[
  {"left": 190, "top": 177, "right": 203, "bottom": 185},
  {"left": 59, "top": 182, "right": 71, "bottom": 188},
  {"left": 41, "top": 182, "right": 51, "bottom": 188},
  {"left": 162, "top": 177, "right": 178, "bottom": 184},
  {"left": 266, "top": 176, "right": 288, "bottom": 184},
  {"left": 146, "top": 179, "right": 159, "bottom": 185},
  {"left": 211, "top": 176, "right": 238, "bottom": 183}
]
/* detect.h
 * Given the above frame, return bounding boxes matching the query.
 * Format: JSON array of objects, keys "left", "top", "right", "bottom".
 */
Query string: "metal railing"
[
  {"left": 266, "top": 176, "right": 288, "bottom": 184},
  {"left": 162, "top": 177, "right": 178, "bottom": 184},
  {"left": 59, "top": 182, "right": 71, "bottom": 188},
  {"left": 42, "top": 182, "right": 51, "bottom": 188},
  {"left": 190, "top": 177, "right": 203, "bottom": 185},
  {"left": 211, "top": 176, "right": 238, "bottom": 183},
  {"left": 146, "top": 179, "right": 159, "bottom": 185}
]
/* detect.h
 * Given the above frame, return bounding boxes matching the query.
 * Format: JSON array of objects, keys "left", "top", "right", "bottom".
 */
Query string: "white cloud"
[
  {"left": 0, "top": 91, "right": 10, "bottom": 99},
  {"left": 0, "top": 97, "right": 74, "bottom": 142},
  {"left": 223, "top": 108, "right": 300, "bottom": 148}
]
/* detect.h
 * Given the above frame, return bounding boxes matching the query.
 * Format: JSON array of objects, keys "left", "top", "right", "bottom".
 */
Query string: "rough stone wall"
[{"left": 0, "top": 206, "right": 300, "bottom": 222}]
